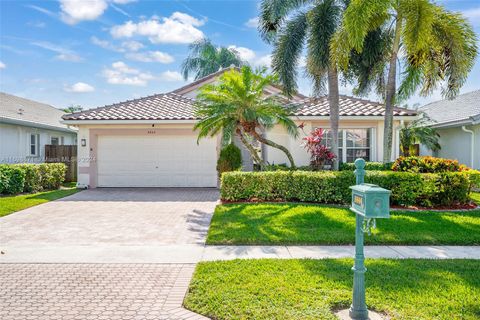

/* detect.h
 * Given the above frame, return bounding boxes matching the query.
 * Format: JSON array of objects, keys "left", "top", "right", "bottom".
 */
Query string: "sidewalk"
[{"left": 1, "top": 245, "right": 479, "bottom": 263}]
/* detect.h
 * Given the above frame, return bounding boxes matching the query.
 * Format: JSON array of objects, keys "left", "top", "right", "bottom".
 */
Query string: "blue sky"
[{"left": 0, "top": 0, "right": 479, "bottom": 110}]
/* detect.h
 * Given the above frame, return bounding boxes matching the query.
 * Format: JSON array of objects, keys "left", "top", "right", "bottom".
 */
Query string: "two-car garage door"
[{"left": 96, "top": 135, "right": 217, "bottom": 187}]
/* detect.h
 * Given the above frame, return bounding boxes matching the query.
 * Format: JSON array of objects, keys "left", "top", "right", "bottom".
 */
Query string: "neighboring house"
[
  {"left": 0, "top": 92, "right": 77, "bottom": 164},
  {"left": 418, "top": 90, "right": 480, "bottom": 169},
  {"left": 63, "top": 68, "right": 417, "bottom": 188}
]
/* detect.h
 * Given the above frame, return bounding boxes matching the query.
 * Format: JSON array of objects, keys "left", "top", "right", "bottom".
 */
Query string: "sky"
[{"left": 0, "top": 0, "right": 479, "bottom": 110}]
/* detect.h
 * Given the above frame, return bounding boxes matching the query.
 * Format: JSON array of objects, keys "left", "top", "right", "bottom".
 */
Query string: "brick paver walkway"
[
  {"left": 0, "top": 188, "right": 218, "bottom": 320},
  {"left": 0, "top": 264, "right": 208, "bottom": 320}
]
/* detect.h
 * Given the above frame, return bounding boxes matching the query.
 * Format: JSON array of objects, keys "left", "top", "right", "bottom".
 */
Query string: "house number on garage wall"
[{"left": 147, "top": 130, "right": 156, "bottom": 134}]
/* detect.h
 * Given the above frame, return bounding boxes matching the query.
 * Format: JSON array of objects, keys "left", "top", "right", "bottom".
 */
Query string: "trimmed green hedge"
[
  {"left": 340, "top": 162, "right": 393, "bottom": 171},
  {"left": 0, "top": 163, "right": 66, "bottom": 195},
  {"left": 221, "top": 170, "right": 480, "bottom": 207}
]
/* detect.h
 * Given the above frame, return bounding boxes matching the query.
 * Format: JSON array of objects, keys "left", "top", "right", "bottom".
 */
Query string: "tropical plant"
[
  {"left": 258, "top": 0, "right": 389, "bottom": 170},
  {"left": 217, "top": 144, "right": 243, "bottom": 177},
  {"left": 303, "top": 128, "right": 336, "bottom": 170},
  {"left": 181, "top": 38, "right": 246, "bottom": 81},
  {"left": 62, "top": 105, "right": 83, "bottom": 113},
  {"left": 400, "top": 114, "right": 440, "bottom": 156},
  {"left": 194, "top": 66, "right": 299, "bottom": 169},
  {"left": 332, "top": 0, "right": 478, "bottom": 162}
]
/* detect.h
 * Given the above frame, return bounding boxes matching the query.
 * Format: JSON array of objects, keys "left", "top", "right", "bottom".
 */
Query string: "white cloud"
[
  {"left": 0, "top": 61, "right": 5, "bottom": 69},
  {"left": 112, "top": 0, "right": 137, "bottom": 3},
  {"left": 102, "top": 61, "right": 153, "bottom": 86},
  {"left": 56, "top": 53, "right": 83, "bottom": 62},
  {"left": 91, "top": 36, "right": 120, "bottom": 51},
  {"left": 64, "top": 82, "right": 95, "bottom": 93},
  {"left": 228, "top": 45, "right": 271, "bottom": 68},
  {"left": 60, "top": 0, "right": 108, "bottom": 24},
  {"left": 110, "top": 12, "right": 205, "bottom": 44},
  {"left": 159, "top": 71, "right": 183, "bottom": 82},
  {"left": 27, "top": 21, "right": 46, "bottom": 28},
  {"left": 31, "top": 41, "right": 83, "bottom": 62},
  {"left": 26, "top": 4, "right": 57, "bottom": 18},
  {"left": 121, "top": 40, "right": 144, "bottom": 51},
  {"left": 125, "top": 51, "right": 174, "bottom": 63},
  {"left": 245, "top": 17, "right": 258, "bottom": 28},
  {"left": 462, "top": 7, "right": 480, "bottom": 25}
]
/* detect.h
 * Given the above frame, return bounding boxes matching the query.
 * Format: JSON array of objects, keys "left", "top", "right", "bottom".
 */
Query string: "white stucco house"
[
  {"left": 419, "top": 90, "right": 480, "bottom": 169},
  {"left": 62, "top": 68, "right": 417, "bottom": 188},
  {"left": 0, "top": 92, "right": 77, "bottom": 164}
]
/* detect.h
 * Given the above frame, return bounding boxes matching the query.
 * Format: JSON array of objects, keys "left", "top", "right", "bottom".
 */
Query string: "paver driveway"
[
  {"left": 0, "top": 188, "right": 219, "bottom": 246},
  {"left": 0, "top": 188, "right": 217, "bottom": 320}
]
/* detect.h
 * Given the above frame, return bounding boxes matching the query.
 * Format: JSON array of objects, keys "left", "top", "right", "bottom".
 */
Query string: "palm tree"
[
  {"left": 181, "top": 38, "right": 246, "bottom": 81},
  {"left": 62, "top": 105, "right": 83, "bottom": 113},
  {"left": 258, "top": 0, "right": 388, "bottom": 169},
  {"left": 194, "top": 66, "right": 299, "bottom": 169},
  {"left": 400, "top": 114, "right": 440, "bottom": 156},
  {"left": 332, "top": 0, "right": 478, "bottom": 162}
]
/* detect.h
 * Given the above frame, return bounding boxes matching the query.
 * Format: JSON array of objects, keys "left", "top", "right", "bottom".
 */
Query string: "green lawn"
[
  {"left": 0, "top": 183, "right": 81, "bottom": 217},
  {"left": 471, "top": 192, "right": 480, "bottom": 204},
  {"left": 207, "top": 203, "right": 480, "bottom": 245},
  {"left": 184, "top": 259, "right": 480, "bottom": 320}
]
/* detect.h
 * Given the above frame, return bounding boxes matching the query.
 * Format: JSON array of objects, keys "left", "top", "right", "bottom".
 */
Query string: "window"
[
  {"left": 30, "top": 134, "right": 39, "bottom": 156},
  {"left": 51, "top": 137, "right": 60, "bottom": 145},
  {"left": 60, "top": 136, "right": 65, "bottom": 145},
  {"left": 319, "top": 128, "right": 371, "bottom": 163}
]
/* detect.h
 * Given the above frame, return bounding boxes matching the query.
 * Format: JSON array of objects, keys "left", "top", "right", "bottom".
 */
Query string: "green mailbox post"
[{"left": 348, "top": 159, "right": 391, "bottom": 320}]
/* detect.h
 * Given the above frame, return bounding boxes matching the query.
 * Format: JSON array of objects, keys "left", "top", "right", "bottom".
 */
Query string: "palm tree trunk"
[
  {"left": 249, "top": 130, "right": 296, "bottom": 169},
  {"left": 328, "top": 66, "right": 340, "bottom": 170},
  {"left": 236, "top": 128, "right": 266, "bottom": 170},
  {"left": 383, "top": 14, "right": 403, "bottom": 163}
]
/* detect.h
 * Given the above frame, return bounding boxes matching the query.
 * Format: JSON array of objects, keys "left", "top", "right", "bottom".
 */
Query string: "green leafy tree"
[
  {"left": 194, "top": 66, "right": 299, "bottom": 169},
  {"left": 62, "top": 105, "right": 83, "bottom": 113},
  {"left": 332, "top": 0, "right": 478, "bottom": 162},
  {"left": 400, "top": 114, "right": 440, "bottom": 156},
  {"left": 258, "top": 0, "right": 389, "bottom": 170},
  {"left": 181, "top": 38, "right": 246, "bottom": 80}
]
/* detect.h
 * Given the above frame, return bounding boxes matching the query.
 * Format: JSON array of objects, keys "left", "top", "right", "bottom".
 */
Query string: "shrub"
[
  {"left": 38, "top": 163, "right": 66, "bottom": 190},
  {"left": 0, "top": 163, "right": 66, "bottom": 195},
  {"left": 217, "top": 144, "right": 242, "bottom": 177},
  {"left": 340, "top": 162, "right": 393, "bottom": 171},
  {"left": 13, "top": 164, "right": 41, "bottom": 192},
  {"left": 221, "top": 170, "right": 479, "bottom": 207},
  {"left": 392, "top": 156, "right": 467, "bottom": 173},
  {"left": 0, "top": 164, "right": 26, "bottom": 194}
]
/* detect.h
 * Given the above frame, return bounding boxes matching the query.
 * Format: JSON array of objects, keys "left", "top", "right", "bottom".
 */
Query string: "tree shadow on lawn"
[{"left": 209, "top": 203, "right": 480, "bottom": 245}]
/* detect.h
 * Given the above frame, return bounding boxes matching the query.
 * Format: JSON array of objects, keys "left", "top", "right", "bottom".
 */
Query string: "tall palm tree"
[
  {"left": 400, "top": 113, "right": 440, "bottom": 156},
  {"left": 332, "top": 0, "right": 478, "bottom": 162},
  {"left": 194, "top": 66, "right": 299, "bottom": 169},
  {"left": 181, "top": 38, "right": 246, "bottom": 81},
  {"left": 258, "top": 0, "right": 388, "bottom": 169}
]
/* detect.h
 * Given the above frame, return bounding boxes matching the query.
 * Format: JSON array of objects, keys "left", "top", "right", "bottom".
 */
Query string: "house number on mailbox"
[{"left": 354, "top": 194, "right": 364, "bottom": 208}]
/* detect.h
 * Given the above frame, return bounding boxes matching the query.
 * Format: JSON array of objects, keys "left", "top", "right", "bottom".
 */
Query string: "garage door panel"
[{"left": 97, "top": 135, "right": 217, "bottom": 187}]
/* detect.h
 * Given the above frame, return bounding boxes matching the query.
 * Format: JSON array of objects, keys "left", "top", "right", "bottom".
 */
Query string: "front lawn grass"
[
  {"left": 471, "top": 192, "right": 480, "bottom": 204},
  {"left": 184, "top": 259, "right": 480, "bottom": 320},
  {"left": 207, "top": 203, "right": 480, "bottom": 245},
  {"left": 0, "top": 183, "right": 81, "bottom": 217}
]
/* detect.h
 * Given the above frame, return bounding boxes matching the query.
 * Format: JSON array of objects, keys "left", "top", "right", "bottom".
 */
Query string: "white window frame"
[
  {"left": 319, "top": 128, "right": 373, "bottom": 163},
  {"left": 29, "top": 133, "right": 40, "bottom": 157},
  {"left": 50, "top": 136, "right": 60, "bottom": 145}
]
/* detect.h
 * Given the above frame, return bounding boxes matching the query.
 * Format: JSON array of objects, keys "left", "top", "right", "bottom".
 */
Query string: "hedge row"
[
  {"left": 0, "top": 163, "right": 66, "bottom": 195},
  {"left": 392, "top": 156, "right": 468, "bottom": 173},
  {"left": 339, "top": 162, "right": 393, "bottom": 171},
  {"left": 221, "top": 170, "right": 480, "bottom": 207}
]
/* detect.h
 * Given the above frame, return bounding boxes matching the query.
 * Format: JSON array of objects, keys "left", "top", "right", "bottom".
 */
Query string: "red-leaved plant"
[{"left": 303, "top": 128, "right": 336, "bottom": 170}]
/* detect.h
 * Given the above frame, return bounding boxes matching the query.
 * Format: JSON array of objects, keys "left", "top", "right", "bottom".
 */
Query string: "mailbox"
[{"left": 349, "top": 183, "right": 391, "bottom": 218}]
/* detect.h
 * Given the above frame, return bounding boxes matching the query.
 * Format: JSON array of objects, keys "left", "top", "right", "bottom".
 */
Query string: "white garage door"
[{"left": 97, "top": 135, "right": 217, "bottom": 187}]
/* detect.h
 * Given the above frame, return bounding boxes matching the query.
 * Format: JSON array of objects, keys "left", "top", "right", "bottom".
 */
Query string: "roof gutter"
[
  {"left": 462, "top": 126, "right": 475, "bottom": 168},
  {"left": 61, "top": 119, "right": 198, "bottom": 125},
  {"left": 1, "top": 117, "right": 77, "bottom": 133}
]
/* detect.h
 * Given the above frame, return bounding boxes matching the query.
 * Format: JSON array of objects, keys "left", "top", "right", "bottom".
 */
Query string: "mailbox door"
[{"left": 365, "top": 195, "right": 390, "bottom": 218}]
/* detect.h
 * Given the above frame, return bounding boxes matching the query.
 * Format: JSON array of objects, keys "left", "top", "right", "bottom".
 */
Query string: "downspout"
[{"left": 462, "top": 126, "right": 475, "bottom": 168}]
